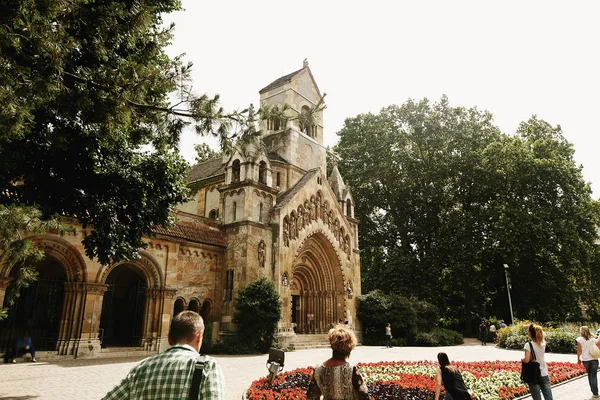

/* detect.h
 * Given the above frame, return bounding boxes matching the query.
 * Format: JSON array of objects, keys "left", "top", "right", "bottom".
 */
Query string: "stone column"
[
  {"left": 0, "top": 277, "right": 12, "bottom": 308},
  {"left": 56, "top": 282, "right": 87, "bottom": 356},
  {"left": 157, "top": 288, "right": 177, "bottom": 351},
  {"left": 73, "top": 282, "right": 108, "bottom": 358}
]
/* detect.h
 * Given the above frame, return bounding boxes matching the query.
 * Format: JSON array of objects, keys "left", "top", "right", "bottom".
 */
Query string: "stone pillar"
[
  {"left": 0, "top": 277, "right": 12, "bottom": 308},
  {"left": 157, "top": 288, "right": 177, "bottom": 351},
  {"left": 73, "top": 283, "right": 108, "bottom": 358},
  {"left": 56, "top": 282, "right": 88, "bottom": 356}
]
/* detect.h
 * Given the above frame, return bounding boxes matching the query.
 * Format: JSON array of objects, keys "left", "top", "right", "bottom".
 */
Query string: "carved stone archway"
[{"left": 290, "top": 233, "right": 345, "bottom": 334}]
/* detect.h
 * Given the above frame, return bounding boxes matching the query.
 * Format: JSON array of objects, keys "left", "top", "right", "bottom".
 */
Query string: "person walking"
[
  {"left": 478, "top": 322, "right": 487, "bottom": 346},
  {"left": 385, "top": 323, "right": 393, "bottom": 348},
  {"left": 577, "top": 326, "right": 600, "bottom": 398},
  {"left": 103, "top": 311, "right": 225, "bottom": 400},
  {"left": 306, "top": 324, "right": 369, "bottom": 400},
  {"left": 522, "top": 324, "right": 553, "bottom": 400},
  {"left": 434, "top": 352, "right": 472, "bottom": 400},
  {"left": 489, "top": 323, "right": 497, "bottom": 343}
]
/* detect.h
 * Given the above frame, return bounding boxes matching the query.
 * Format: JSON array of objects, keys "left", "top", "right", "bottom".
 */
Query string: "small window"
[
  {"left": 346, "top": 200, "right": 352, "bottom": 217},
  {"left": 233, "top": 202, "right": 237, "bottom": 221},
  {"left": 276, "top": 172, "right": 281, "bottom": 187},
  {"left": 259, "top": 203, "right": 263, "bottom": 222},
  {"left": 209, "top": 209, "right": 218, "bottom": 220},
  {"left": 232, "top": 159, "right": 241, "bottom": 183},
  {"left": 258, "top": 161, "right": 267, "bottom": 184}
]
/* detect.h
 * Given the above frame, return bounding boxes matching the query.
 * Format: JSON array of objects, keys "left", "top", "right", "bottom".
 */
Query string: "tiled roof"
[
  {"left": 187, "top": 158, "right": 225, "bottom": 183},
  {"left": 275, "top": 169, "right": 319, "bottom": 208},
  {"left": 152, "top": 221, "right": 227, "bottom": 247},
  {"left": 259, "top": 68, "right": 305, "bottom": 94},
  {"left": 268, "top": 152, "right": 288, "bottom": 164}
]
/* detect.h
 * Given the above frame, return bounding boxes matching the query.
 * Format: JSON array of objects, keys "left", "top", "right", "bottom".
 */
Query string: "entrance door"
[
  {"left": 0, "top": 257, "right": 66, "bottom": 352},
  {"left": 99, "top": 266, "right": 146, "bottom": 347}
]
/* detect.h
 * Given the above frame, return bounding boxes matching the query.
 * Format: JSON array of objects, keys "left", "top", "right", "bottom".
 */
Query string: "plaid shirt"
[{"left": 103, "top": 344, "right": 225, "bottom": 400}]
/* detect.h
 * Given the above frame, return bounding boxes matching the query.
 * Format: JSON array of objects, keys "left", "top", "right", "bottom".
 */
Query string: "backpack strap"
[{"left": 188, "top": 354, "right": 207, "bottom": 400}]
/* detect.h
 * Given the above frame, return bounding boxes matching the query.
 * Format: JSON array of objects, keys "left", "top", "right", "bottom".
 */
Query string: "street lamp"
[
  {"left": 503, "top": 264, "right": 514, "bottom": 325},
  {"left": 266, "top": 347, "right": 285, "bottom": 383}
]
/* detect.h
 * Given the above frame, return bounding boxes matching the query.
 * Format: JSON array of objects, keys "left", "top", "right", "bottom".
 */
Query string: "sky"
[{"left": 165, "top": 1, "right": 600, "bottom": 197}]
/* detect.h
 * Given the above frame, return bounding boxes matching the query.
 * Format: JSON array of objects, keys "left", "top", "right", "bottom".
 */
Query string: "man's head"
[{"left": 168, "top": 311, "right": 204, "bottom": 351}]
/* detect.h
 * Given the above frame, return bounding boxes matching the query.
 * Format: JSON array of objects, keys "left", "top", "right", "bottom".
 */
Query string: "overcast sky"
[{"left": 165, "top": 1, "right": 600, "bottom": 197}]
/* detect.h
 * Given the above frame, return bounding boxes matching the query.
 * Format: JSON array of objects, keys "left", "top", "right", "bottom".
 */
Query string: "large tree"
[{"left": 335, "top": 97, "right": 600, "bottom": 329}]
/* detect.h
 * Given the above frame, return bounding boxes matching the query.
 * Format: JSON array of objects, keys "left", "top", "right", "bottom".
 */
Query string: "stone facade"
[{"left": 0, "top": 61, "right": 361, "bottom": 357}]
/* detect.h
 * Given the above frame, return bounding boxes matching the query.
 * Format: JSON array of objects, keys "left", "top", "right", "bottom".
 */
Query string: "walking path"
[{"left": 0, "top": 339, "right": 593, "bottom": 399}]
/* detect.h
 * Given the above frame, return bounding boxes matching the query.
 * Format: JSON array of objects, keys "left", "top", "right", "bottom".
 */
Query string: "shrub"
[
  {"left": 414, "top": 328, "right": 463, "bottom": 347},
  {"left": 233, "top": 277, "right": 282, "bottom": 353},
  {"left": 357, "top": 290, "right": 438, "bottom": 345},
  {"left": 546, "top": 331, "right": 577, "bottom": 354}
]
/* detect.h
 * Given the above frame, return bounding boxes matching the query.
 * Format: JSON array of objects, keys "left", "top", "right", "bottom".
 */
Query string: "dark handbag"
[{"left": 521, "top": 342, "right": 542, "bottom": 384}]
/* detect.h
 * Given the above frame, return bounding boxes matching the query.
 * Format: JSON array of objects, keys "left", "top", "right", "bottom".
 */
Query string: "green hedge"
[
  {"left": 495, "top": 321, "right": 584, "bottom": 354},
  {"left": 414, "top": 328, "right": 464, "bottom": 347}
]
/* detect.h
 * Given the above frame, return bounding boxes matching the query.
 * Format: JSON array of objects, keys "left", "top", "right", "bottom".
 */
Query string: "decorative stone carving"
[
  {"left": 297, "top": 205, "right": 304, "bottom": 230},
  {"left": 258, "top": 240, "right": 266, "bottom": 268},
  {"left": 282, "top": 272, "right": 289, "bottom": 287},
  {"left": 283, "top": 218, "right": 289, "bottom": 246}
]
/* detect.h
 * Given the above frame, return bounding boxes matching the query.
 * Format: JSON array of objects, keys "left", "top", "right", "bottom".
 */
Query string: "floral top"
[{"left": 306, "top": 362, "right": 369, "bottom": 400}]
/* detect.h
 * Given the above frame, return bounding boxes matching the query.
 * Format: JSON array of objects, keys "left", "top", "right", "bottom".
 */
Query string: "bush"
[
  {"left": 546, "top": 331, "right": 577, "bottom": 354},
  {"left": 357, "top": 290, "right": 439, "bottom": 345},
  {"left": 414, "top": 328, "right": 463, "bottom": 347},
  {"left": 233, "top": 277, "right": 282, "bottom": 353}
]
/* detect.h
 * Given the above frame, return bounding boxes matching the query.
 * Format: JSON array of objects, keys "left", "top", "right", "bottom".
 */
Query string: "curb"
[{"left": 514, "top": 373, "right": 588, "bottom": 400}]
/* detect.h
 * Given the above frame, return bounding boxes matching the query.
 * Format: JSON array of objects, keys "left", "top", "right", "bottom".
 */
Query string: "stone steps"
[{"left": 291, "top": 334, "right": 330, "bottom": 350}]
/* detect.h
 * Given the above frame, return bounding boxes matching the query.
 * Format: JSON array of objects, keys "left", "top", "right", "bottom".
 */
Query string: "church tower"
[{"left": 259, "top": 60, "right": 326, "bottom": 189}]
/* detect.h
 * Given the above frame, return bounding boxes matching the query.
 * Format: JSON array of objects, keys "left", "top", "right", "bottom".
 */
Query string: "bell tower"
[{"left": 259, "top": 60, "right": 326, "bottom": 174}]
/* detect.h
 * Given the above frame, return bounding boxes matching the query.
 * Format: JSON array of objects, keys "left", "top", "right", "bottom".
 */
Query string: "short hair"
[
  {"left": 169, "top": 311, "right": 204, "bottom": 344},
  {"left": 329, "top": 325, "right": 356, "bottom": 359}
]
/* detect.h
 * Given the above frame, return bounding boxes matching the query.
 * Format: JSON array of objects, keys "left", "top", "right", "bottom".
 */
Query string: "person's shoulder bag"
[
  {"left": 521, "top": 342, "right": 542, "bottom": 384},
  {"left": 589, "top": 339, "right": 600, "bottom": 359},
  {"left": 188, "top": 354, "right": 207, "bottom": 400}
]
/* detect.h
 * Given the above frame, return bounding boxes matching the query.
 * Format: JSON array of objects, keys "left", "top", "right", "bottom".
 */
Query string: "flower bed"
[{"left": 246, "top": 361, "right": 585, "bottom": 400}]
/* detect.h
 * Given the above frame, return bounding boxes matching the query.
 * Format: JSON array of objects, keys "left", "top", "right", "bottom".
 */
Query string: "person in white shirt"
[
  {"left": 522, "top": 324, "right": 553, "bottom": 400},
  {"left": 577, "top": 326, "right": 600, "bottom": 398}
]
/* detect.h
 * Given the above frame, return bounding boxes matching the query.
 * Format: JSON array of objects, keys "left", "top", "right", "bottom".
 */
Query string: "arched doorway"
[
  {"left": 99, "top": 265, "right": 146, "bottom": 347},
  {"left": 173, "top": 298, "right": 185, "bottom": 317},
  {"left": 291, "top": 234, "right": 345, "bottom": 334},
  {"left": 188, "top": 299, "right": 200, "bottom": 313},
  {"left": 0, "top": 256, "right": 67, "bottom": 352},
  {"left": 200, "top": 300, "right": 212, "bottom": 322}
]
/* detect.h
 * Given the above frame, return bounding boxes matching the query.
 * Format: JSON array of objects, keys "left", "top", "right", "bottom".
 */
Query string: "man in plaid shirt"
[{"left": 103, "top": 311, "right": 225, "bottom": 400}]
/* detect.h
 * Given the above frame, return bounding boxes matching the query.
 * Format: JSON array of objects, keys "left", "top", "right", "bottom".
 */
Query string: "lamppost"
[{"left": 503, "top": 264, "right": 514, "bottom": 325}]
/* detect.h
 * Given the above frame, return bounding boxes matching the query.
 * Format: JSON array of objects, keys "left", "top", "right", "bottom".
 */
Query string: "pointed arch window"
[
  {"left": 259, "top": 203, "right": 263, "bottom": 223},
  {"left": 346, "top": 200, "right": 352, "bottom": 217},
  {"left": 276, "top": 172, "right": 281, "bottom": 187},
  {"left": 258, "top": 161, "right": 267, "bottom": 184},
  {"left": 209, "top": 209, "right": 218, "bottom": 220},
  {"left": 233, "top": 201, "right": 237, "bottom": 221},
  {"left": 232, "top": 159, "right": 241, "bottom": 183}
]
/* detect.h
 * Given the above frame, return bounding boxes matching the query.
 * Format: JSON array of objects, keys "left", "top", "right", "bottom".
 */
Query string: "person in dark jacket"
[{"left": 435, "top": 352, "right": 472, "bottom": 400}]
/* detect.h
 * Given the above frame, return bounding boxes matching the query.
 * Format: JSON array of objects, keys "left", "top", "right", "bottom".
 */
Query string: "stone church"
[{"left": 0, "top": 61, "right": 361, "bottom": 359}]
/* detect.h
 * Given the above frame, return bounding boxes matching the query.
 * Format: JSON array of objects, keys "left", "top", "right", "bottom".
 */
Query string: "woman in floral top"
[{"left": 306, "top": 325, "right": 369, "bottom": 400}]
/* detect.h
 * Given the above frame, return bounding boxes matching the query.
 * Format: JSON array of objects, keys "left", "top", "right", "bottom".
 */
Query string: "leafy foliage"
[
  {"left": 413, "top": 327, "right": 463, "bottom": 347},
  {"left": 336, "top": 97, "right": 600, "bottom": 330},
  {"left": 357, "top": 290, "right": 440, "bottom": 345},
  {"left": 194, "top": 143, "right": 223, "bottom": 164},
  {"left": 233, "top": 277, "right": 282, "bottom": 353},
  {"left": 0, "top": 205, "right": 71, "bottom": 319}
]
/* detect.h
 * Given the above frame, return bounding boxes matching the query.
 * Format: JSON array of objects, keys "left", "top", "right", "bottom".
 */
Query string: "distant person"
[
  {"left": 577, "top": 326, "right": 599, "bottom": 398},
  {"left": 12, "top": 333, "right": 36, "bottom": 363},
  {"left": 434, "top": 352, "right": 472, "bottom": 400},
  {"left": 385, "top": 323, "right": 393, "bottom": 348},
  {"left": 489, "top": 323, "right": 497, "bottom": 342},
  {"left": 499, "top": 321, "right": 507, "bottom": 329},
  {"left": 103, "top": 311, "right": 225, "bottom": 400},
  {"left": 522, "top": 324, "right": 553, "bottom": 400},
  {"left": 306, "top": 325, "right": 369, "bottom": 400},
  {"left": 478, "top": 322, "right": 487, "bottom": 346}
]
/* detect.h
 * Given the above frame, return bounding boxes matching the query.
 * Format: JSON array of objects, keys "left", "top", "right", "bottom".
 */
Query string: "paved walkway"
[{"left": 0, "top": 339, "right": 594, "bottom": 399}]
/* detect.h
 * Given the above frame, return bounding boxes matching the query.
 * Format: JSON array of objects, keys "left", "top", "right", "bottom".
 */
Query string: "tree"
[
  {"left": 233, "top": 277, "right": 282, "bottom": 353},
  {"left": 0, "top": 205, "right": 71, "bottom": 319},
  {"left": 194, "top": 143, "right": 223, "bottom": 164},
  {"left": 335, "top": 97, "right": 600, "bottom": 329}
]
